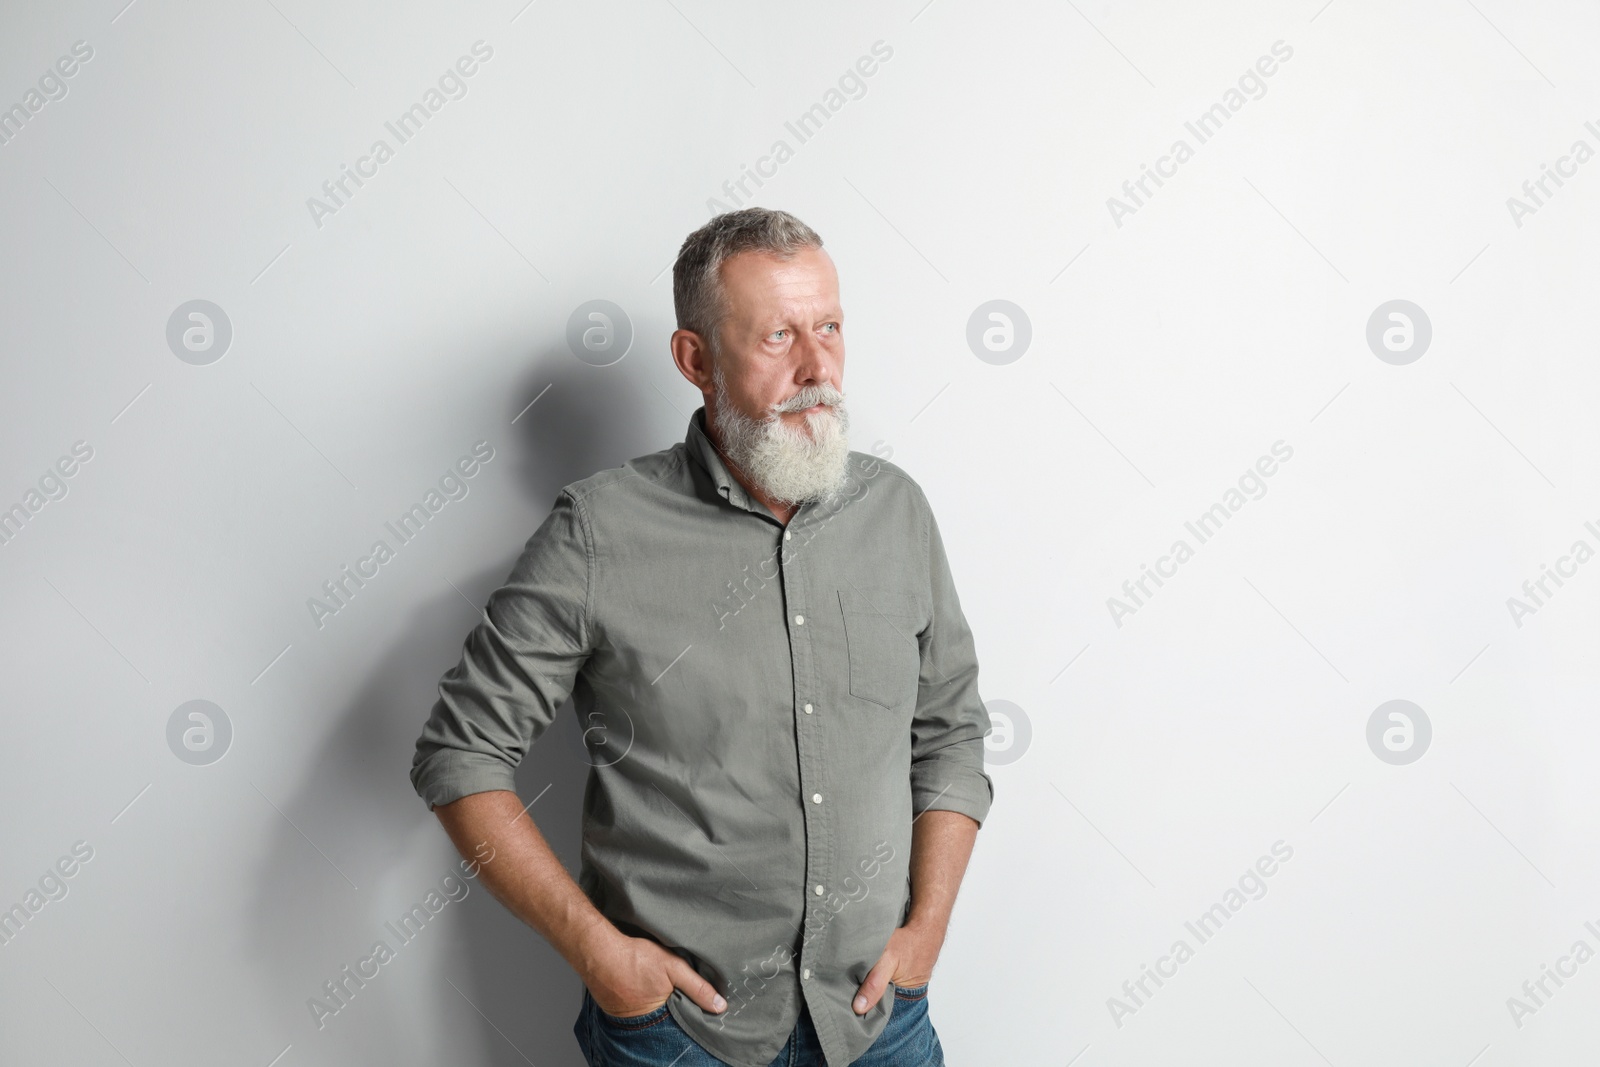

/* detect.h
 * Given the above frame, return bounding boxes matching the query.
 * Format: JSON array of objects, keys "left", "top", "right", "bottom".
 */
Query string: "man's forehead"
[{"left": 723, "top": 249, "right": 839, "bottom": 316}]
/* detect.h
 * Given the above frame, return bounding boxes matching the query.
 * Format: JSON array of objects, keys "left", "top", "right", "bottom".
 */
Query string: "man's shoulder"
[
  {"left": 556, "top": 440, "right": 690, "bottom": 508},
  {"left": 848, "top": 448, "right": 925, "bottom": 506}
]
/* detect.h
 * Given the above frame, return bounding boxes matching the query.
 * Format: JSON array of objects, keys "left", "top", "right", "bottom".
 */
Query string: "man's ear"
[{"left": 670, "top": 329, "right": 716, "bottom": 397}]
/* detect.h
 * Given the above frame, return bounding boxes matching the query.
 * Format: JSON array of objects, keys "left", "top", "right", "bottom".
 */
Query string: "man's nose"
[{"left": 792, "top": 332, "right": 832, "bottom": 386}]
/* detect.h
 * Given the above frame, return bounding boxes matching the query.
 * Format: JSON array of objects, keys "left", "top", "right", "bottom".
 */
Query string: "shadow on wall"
[{"left": 243, "top": 346, "right": 684, "bottom": 1066}]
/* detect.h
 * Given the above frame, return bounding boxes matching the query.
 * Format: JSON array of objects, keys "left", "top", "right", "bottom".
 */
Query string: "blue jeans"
[{"left": 574, "top": 984, "right": 945, "bottom": 1066}]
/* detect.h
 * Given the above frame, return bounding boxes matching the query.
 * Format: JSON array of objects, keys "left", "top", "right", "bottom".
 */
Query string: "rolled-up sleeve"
[
  {"left": 909, "top": 489, "right": 995, "bottom": 827},
  {"left": 410, "top": 488, "right": 594, "bottom": 810}
]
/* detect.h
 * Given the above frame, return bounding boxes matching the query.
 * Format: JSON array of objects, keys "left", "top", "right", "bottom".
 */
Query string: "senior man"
[{"left": 410, "top": 207, "right": 994, "bottom": 1067}]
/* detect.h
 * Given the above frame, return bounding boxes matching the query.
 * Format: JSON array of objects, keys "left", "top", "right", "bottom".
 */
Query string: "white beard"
[{"left": 710, "top": 364, "right": 851, "bottom": 506}]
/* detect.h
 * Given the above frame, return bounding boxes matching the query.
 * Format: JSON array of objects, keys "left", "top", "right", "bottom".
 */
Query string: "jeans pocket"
[
  {"left": 585, "top": 992, "right": 708, "bottom": 1067},
  {"left": 591, "top": 991, "right": 673, "bottom": 1031},
  {"left": 893, "top": 981, "right": 929, "bottom": 1001}
]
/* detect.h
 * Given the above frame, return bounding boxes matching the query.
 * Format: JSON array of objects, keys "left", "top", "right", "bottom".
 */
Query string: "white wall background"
[{"left": 2, "top": 0, "right": 1597, "bottom": 1063}]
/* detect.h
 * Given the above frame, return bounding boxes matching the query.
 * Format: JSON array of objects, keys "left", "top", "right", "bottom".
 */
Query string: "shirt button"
[
  {"left": 814, "top": 884, "right": 825, "bottom": 895},
  {"left": 784, "top": 531, "right": 792, "bottom": 541},
  {"left": 811, "top": 793, "right": 822, "bottom": 804},
  {"left": 802, "top": 967, "right": 812, "bottom": 979},
  {"left": 794, "top": 614, "right": 805, "bottom": 625},
  {"left": 804, "top": 703, "right": 813, "bottom": 714}
]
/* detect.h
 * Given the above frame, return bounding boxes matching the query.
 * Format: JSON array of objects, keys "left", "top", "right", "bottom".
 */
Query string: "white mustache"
[{"left": 773, "top": 388, "right": 844, "bottom": 416}]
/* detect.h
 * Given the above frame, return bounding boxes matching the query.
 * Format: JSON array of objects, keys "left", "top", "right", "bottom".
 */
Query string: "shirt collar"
[{"left": 685, "top": 405, "right": 776, "bottom": 518}]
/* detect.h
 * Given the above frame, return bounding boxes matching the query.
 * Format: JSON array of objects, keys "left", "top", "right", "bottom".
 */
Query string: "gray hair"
[{"left": 672, "top": 207, "right": 823, "bottom": 358}]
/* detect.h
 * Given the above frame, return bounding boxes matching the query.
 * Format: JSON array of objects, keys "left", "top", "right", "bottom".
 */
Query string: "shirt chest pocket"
[{"left": 837, "top": 588, "right": 925, "bottom": 710}]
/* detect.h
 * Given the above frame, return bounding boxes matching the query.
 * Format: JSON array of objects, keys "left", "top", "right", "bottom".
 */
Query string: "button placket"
[{"left": 782, "top": 508, "right": 834, "bottom": 1000}]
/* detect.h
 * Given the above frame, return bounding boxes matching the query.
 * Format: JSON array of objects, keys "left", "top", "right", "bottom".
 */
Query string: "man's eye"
[
  {"left": 822, "top": 323, "right": 839, "bottom": 334},
  {"left": 769, "top": 330, "right": 787, "bottom": 341}
]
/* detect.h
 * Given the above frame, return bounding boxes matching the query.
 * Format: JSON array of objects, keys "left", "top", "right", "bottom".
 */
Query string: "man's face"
[
  {"left": 710, "top": 245, "right": 844, "bottom": 431},
  {"left": 670, "top": 243, "right": 853, "bottom": 507}
]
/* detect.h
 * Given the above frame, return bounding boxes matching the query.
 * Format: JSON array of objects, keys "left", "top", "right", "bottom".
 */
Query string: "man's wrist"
[
  {"left": 565, "top": 910, "right": 621, "bottom": 982},
  {"left": 902, "top": 910, "right": 950, "bottom": 942}
]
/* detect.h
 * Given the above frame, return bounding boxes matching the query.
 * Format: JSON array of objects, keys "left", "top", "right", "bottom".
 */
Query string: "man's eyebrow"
[{"left": 759, "top": 306, "right": 843, "bottom": 330}]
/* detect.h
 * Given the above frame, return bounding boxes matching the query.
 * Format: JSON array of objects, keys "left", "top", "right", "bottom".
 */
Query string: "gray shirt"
[{"left": 410, "top": 405, "right": 994, "bottom": 1067}]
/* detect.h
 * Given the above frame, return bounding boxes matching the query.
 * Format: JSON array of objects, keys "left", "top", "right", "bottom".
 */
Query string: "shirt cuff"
[
  {"left": 910, "top": 742, "right": 994, "bottom": 828},
  {"left": 410, "top": 749, "right": 520, "bottom": 811}
]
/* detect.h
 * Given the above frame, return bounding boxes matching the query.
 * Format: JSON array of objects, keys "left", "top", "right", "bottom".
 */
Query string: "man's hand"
[
  {"left": 852, "top": 917, "right": 946, "bottom": 1014},
  {"left": 579, "top": 925, "right": 728, "bottom": 1018}
]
